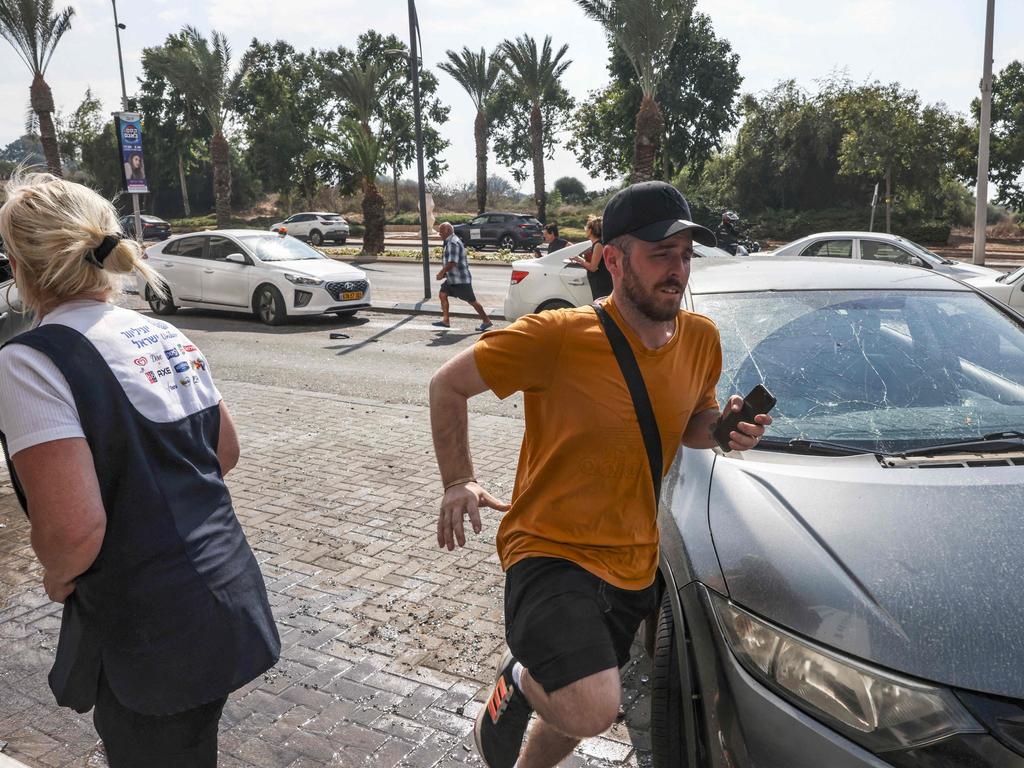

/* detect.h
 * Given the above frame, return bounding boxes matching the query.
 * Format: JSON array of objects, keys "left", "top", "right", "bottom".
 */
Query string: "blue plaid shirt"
[{"left": 443, "top": 234, "right": 472, "bottom": 284}]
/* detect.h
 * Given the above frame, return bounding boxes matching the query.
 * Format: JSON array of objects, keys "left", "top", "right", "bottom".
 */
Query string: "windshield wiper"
[
  {"left": 898, "top": 431, "right": 1024, "bottom": 458},
  {"left": 757, "top": 437, "right": 874, "bottom": 456}
]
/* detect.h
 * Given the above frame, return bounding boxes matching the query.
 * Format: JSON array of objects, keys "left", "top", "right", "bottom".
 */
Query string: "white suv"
[
  {"left": 269, "top": 212, "right": 350, "bottom": 246},
  {"left": 139, "top": 230, "right": 370, "bottom": 325}
]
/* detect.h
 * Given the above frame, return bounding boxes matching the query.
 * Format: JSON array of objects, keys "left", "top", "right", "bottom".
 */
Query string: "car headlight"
[
  {"left": 711, "top": 594, "right": 983, "bottom": 754},
  {"left": 283, "top": 273, "right": 323, "bottom": 286}
]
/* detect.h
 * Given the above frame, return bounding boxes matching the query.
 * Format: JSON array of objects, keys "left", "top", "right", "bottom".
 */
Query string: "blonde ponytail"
[{"left": 0, "top": 172, "right": 165, "bottom": 315}]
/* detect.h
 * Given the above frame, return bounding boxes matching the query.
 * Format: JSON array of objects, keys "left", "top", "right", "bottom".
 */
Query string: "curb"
[
  {"left": 0, "top": 753, "right": 32, "bottom": 768},
  {"left": 370, "top": 300, "right": 505, "bottom": 322}
]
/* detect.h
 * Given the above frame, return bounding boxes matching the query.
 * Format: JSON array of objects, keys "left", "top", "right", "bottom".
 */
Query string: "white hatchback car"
[
  {"left": 966, "top": 265, "right": 1024, "bottom": 312},
  {"left": 139, "top": 230, "right": 371, "bottom": 325},
  {"left": 269, "top": 212, "right": 350, "bottom": 246},
  {"left": 503, "top": 240, "right": 731, "bottom": 320}
]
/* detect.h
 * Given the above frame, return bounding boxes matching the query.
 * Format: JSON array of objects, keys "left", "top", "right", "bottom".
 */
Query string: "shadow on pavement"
[
  {"left": 326, "top": 313, "right": 417, "bottom": 356},
  {"left": 426, "top": 330, "right": 479, "bottom": 347},
  {"left": 144, "top": 308, "right": 370, "bottom": 335}
]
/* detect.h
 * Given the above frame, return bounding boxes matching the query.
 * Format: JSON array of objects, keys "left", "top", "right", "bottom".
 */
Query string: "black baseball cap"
[{"left": 601, "top": 181, "right": 716, "bottom": 247}]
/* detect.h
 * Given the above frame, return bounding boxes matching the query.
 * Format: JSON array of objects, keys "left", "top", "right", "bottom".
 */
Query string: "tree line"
[{"left": 2, "top": 0, "right": 1022, "bottom": 253}]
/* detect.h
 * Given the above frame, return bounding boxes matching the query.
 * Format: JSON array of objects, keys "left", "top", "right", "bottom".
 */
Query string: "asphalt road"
[
  {"left": 343, "top": 258, "right": 513, "bottom": 307},
  {"left": 160, "top": 307, "right": 523, "bottom": 420}
]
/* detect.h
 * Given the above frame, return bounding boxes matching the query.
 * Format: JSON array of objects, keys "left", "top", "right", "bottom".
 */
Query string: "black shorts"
[
  {"left": 440, "top": 280, "right": 477, "bottom": 303},
  {"left": 504, "top": 557, "right": 658, "bottom": 694}
]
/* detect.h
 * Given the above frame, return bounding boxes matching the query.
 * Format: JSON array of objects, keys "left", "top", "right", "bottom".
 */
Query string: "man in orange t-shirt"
[{"left": 429, "top": 181, "right": 772, "bottom": 768}]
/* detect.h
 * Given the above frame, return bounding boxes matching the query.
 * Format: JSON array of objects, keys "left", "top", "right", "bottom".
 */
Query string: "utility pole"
[
  {"left": 112, "top": 0, "right": 143, "bottom": 246},
  {"left": 408, "top": 0, "right": 431, "bottom": 299},
  {"left": 973, "top": 0, "right": 995, "bottom": 266}
]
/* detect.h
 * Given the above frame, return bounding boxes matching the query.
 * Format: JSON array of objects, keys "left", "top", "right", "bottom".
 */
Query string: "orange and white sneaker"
[{"left": 474, "top": 650, "right": 533, "bottom": 768}]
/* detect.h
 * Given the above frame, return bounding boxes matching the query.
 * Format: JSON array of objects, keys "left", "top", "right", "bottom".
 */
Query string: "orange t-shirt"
[{"left": 474, "top": 299, "right": 722, "bottom": 589}]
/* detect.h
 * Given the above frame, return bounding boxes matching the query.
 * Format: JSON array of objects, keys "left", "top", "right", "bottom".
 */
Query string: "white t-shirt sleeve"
[{"left": 0, "top": 344, "right": 84, "bottom": 457}]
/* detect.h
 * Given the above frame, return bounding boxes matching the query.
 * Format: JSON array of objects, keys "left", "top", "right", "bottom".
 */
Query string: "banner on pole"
[{"left": 115, "top": 112, "right": 148, "bottom": 194}]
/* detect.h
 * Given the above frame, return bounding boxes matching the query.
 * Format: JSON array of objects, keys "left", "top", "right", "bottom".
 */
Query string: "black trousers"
[{"left": 92, "top": 671, "right": 227, "bottom": 768}]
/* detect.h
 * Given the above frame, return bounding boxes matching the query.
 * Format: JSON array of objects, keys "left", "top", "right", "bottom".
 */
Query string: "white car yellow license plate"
[{"left": 341, "top": 291, "right": 363, "bottom": 300}]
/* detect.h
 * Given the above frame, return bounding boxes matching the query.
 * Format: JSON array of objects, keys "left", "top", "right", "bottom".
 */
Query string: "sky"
[{"left": 1, "top": 0, "right": 1022, "bottom": 193}]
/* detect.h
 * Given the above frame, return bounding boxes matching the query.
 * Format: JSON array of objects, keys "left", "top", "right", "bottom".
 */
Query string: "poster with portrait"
[{"left": 116, "top": 112, "right": 148, "bottom": 194}]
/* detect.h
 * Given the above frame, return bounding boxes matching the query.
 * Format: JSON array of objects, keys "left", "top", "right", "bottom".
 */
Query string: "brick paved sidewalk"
[{"left": 0, "top": 381, "right": 653, "bottom": 767}]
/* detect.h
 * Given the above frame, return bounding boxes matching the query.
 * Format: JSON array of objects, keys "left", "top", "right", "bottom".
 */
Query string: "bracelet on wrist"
[{"left": 444, "top": 476, "right": 476, "bottom": 491}]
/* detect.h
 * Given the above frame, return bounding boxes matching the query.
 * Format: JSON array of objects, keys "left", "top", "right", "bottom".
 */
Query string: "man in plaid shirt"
[{"left": 434, "top": 222, "right": 494, "bottom": 332}]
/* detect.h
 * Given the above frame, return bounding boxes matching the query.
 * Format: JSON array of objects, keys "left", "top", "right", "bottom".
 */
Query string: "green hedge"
[
  {"left": 388, "top": 212, "right": 478, "bottom": 226},
  {"left": 745, "top": 208, "right": 951, "bottom": 245}
]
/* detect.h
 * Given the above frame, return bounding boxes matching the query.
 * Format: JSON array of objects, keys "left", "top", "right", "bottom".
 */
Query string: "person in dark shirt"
[
  {"left": 537, "top": 224, "right": 571, "bottom": 255},
  {"left": 571, "top": 215, "right": 613, "bottom": 300}
]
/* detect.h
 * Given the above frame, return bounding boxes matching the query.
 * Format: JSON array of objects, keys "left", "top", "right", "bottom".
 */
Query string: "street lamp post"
[
  {"left": 111, "top": 0, "right": 143, "bottom": 246},
  {"left": 973, "top": 0, "right": 995, "bottom": 266},
  {"left": 407, "top": 0, "right": 432, "bottom": 299}
]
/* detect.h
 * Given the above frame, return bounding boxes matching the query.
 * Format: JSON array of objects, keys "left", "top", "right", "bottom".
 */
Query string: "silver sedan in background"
[{"left": 766, "top": 231, "right": 1001, "bottom": 281}]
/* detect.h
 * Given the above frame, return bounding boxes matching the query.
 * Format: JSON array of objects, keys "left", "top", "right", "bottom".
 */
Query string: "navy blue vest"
[{"left": 0, "top": 324, "right": 280, "bottom": 715}]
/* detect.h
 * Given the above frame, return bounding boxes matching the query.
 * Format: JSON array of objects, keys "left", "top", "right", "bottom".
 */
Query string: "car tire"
[
  {"left": 336, "top": 237, "right": 347, "bottom": 246},
  {"left": 651, "top": 590, "right": 687, "bottom": 768},
  {"left": 145, "top": 284, "right": 177, "bottom": 316},
  {"left": 334, "top": 310, "right": 357, "bottom": 318},
  {"left": 254, "top": 284, "right": 287, "bottom": 326},
  {"left": 309, "top": 230, "right": 324, "bottom": 246},
  {"left": 499, "top": 234, "right": 516, "bottom": 252},
  {"left": 536, "top": 299, "right": 574, "bottom": 313}
]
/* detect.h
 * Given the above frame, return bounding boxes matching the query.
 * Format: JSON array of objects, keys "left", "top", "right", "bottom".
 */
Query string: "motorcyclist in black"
[{"left": 716, "top": 211, "right": 742, "bottom": 255}]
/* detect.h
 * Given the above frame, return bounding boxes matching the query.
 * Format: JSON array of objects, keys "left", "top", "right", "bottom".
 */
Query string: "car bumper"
[
  {"left": 287, "top": 284, "right": 372, "bottom": 314},
  {"left": 679, "top": 583, "right": 891, "bottom": 768}
]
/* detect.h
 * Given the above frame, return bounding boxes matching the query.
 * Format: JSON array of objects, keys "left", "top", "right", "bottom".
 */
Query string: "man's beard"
[{"left": 620, "top": 259, "right": 684, "bottom": 322}]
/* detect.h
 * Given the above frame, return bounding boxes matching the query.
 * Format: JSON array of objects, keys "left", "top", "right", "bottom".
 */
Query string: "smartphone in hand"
[{"left": 713, "top": 384, "right": 777, "bottom": 452}]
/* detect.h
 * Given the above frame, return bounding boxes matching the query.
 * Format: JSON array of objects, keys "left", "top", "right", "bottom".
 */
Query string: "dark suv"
[{"left": 452, "top": 212, "right": 543, "bottom": 252}]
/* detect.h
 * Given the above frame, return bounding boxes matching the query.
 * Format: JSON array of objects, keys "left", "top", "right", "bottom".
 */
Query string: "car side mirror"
[{"left": 225, "top": 253, "right": 247, "bottom": 265}]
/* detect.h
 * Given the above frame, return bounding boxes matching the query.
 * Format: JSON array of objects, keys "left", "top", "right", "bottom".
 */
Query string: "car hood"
[
  {"left": 264, "top": 259, "right": 365, "bottom": 280},
  {"left": 709, "top": 452, "right": 1024, "bottom": 698},
  {"left": 939, "top": 260, "right": 1001, "bottom": 279}
]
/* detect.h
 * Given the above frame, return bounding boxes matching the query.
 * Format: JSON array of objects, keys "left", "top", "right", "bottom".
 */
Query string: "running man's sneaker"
[
  {"left": 431, "top": 320, "right": 450, "bottom": 328},
  {"left": 477, "top": 321, "right": 494, "bottom": 332},
  {"left": 474, "top": 650, "right": 533, "bottom": 768}
]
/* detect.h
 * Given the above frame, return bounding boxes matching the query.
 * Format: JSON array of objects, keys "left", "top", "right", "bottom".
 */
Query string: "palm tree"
[
  {"left": 0, "top": 0, "right": 74, "bottom": 176},
  {"left": 328, "top": 60, "right": 396, "bottom": 255},
  {"left": 143, "top": 27, "right": 244, "bottom": 228},
  {"left": 438, "top": 47, "right": 503, "bottom": 214},
  {"left": 337, "top": 118, "right": 387, "bottom": 255},
  {"left": 498, "top": 35, "right": 570, "bottom": 223},
  {"left": 575, "top": 0, "right": 690, "bottom": 182}
]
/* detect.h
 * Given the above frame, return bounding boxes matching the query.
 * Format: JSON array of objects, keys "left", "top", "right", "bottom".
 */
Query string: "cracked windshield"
[{"left": 695, "top": 290, "right": 1024, "bottom": 454}]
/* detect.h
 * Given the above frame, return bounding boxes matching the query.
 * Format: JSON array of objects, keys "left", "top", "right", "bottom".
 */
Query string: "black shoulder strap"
[{"left": 594, "top": 304, "right": 663, "bottom": 503}]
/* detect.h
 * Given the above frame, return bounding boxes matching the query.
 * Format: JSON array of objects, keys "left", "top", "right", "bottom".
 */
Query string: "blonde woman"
[
  {"left": 571, "top": 215, "right": 613, "bottom": 300},
  {"left": 0, "top": 174, "right": 279, "bottom": 767}
]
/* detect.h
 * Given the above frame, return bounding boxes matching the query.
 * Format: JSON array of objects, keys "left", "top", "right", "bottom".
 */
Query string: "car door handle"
[
  {"left": 567, "top": 277, "right": 586, "bottom": 285},
  {"left": 161, "top": 262, "right": 174, "bottom": 267},
  {"left": 203, "top": 269, "right": 214, "bottom": 274}
]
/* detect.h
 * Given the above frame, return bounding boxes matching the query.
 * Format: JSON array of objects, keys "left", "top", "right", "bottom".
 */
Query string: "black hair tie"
[{"left": 87, "top": 234, "right": 121, "bottom": 267}]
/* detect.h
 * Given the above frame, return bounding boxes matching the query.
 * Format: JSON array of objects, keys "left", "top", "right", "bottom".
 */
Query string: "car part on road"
[
  {"left": 145, "top": 284, "right": 177, "bottom": 316},
  {"left": 255, "top": 284, "right": 287, "bottom": 326}
]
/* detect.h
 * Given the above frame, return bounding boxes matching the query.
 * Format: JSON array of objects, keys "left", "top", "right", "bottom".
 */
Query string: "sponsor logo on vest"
[
  {"left": 149, "top": 353, "right": 162, "bottom": 363},
  {"left": 192, "top": 358, "right": 206, "bottom": 371},
  {"left": 133, "top": 356, "right": 148, "bottom": 367},
  {"left": 156, "top": 367, "right": 172, "bottom": 377},
  {"left": 152, "top": 320, "right": 169, "bottom": 329},
  {"left": 160, "top": 331, "right": 178, "bottom": 341},
  {"left": 183, "top": 344, "right": 198, "bottom": 353},
  {"left": 164, "top": 348, "right": 180, "bottom": 359},
  {"left": 173, "top": 361, "right": 190, "bottom": 373},
  {"left": 145, "top": 371, "right": 158, "bottom": 384}
]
